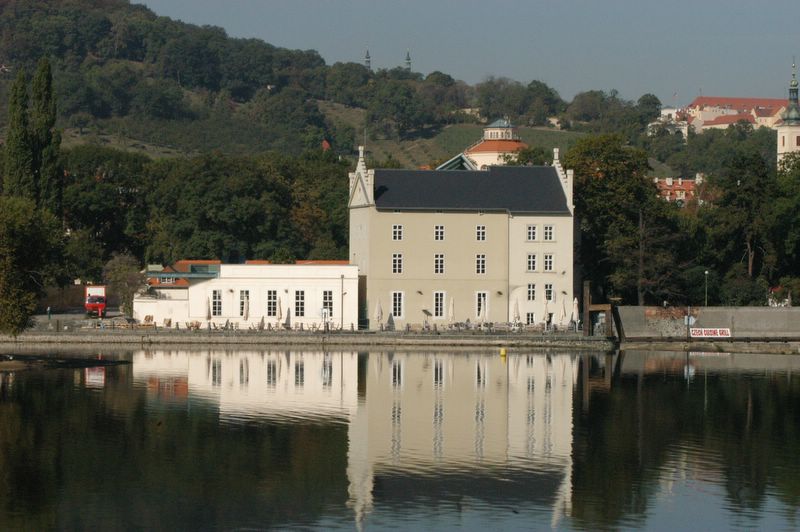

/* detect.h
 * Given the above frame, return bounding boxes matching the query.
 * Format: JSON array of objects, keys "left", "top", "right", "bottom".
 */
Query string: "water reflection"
[{"left": 2, "top": 348, "right": 800, "bottom": 530}]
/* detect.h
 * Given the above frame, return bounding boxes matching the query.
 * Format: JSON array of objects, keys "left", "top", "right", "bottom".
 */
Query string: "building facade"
[
  {"left": 437, "top": 118, "right": 528, "bottom": 170},
  {"left": 133, "top": 262, "right": 359, "bottom": 330},
  {"left": 777, "top": 64, "right": 800, "bottom": 164},
  {"left": 349, "top": 146, "right": 575, "bottom": 330}
]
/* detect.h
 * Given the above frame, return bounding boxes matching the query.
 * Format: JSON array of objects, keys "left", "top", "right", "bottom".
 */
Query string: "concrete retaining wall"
[{"left": 618, "top": 306, "right": 800, "bottom": 339}]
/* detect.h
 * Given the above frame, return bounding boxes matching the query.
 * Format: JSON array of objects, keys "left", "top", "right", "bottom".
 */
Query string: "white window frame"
[
  {"left": 544, "top": 224, "right": 554, "bottom": 241},
  {"left": 544, "top": 254, "right": 554, "bottom": 272},
  {"left": 476, "top": 254, "right": 486, "bottom": 274},
  {"left": 391, "top": 291, "right": 404, "bottom": 319},
  {"left": 527, "top": 253, "right": 537, "bottom": 272},
  {"left": 239, "top": 289, "right": 250, "bottom": 317},
  {"left": 266, "top": 290, "right": 277, "bottom": 317},
  {"left": 545, "top": 283, "right": 554, "bottom": 302},
  {"left": 476, "top": 291, "right": 488, "bottom": 318},
  {"left": 527, "top": 283, "right": 536, "bottom": 301},
  {"left": 476, "top": 225, "right": 486, "bottom": 241},
  {"left": 392, "top": 224, "right": 403, "bottom": 241},
  {"left": 434, "top": 225, "right": 445, "bottom": 241},
  {"left": 323, "top": 290, "right": 333, "bottom": 318},
  {"left": 434, "top": 253, "right": 445, "bottom": 274},
  {"left": 392, "top": 253, "right": 403, "bottom": 274},
  {"left": 295, "top": 290, "right": 305, "bottom": 317},
  {"left": 526, "top": 224, "right": 537, "bottom": 241},
  {"left": 526, "top": 312, "right": 536, "bottom": 325},
  {"left": 433, "top": 291, "right": 445, "bottom": 318},
  {"left": 161, "top": 276, "right": 175, "bottom": 284},
  {"left": 212, "top": 289, "right": 222, "bottom": 317}
]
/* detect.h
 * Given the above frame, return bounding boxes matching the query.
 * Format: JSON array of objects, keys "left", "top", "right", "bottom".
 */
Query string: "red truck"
[{"left": 84, "top": 285, "right": 107, "bottom": 317}]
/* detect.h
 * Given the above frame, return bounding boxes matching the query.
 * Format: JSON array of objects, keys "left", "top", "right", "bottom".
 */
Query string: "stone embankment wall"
[{"left": 618, "top": 306, "right": 800, "bottom": 339}]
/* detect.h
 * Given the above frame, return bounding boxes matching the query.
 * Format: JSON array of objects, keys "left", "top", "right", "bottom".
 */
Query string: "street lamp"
[{"left": 704, "top": 270, "right": 709, "bottom": 306}]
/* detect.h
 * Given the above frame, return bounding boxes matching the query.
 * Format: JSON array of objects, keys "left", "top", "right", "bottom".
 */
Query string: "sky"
[{"left": 138, "top": 0, "right": 800, "bottom": 107}]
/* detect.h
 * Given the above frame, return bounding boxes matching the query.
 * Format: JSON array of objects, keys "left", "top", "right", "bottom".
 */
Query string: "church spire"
[
  {"left": 784, "top": 61, "right": 800, "bottom": 125},
  {"left": 405, "top": 49, "right": 411, "bottom": 71},
  {"left": 365, "top": 48, "right": 371, "bottom": 70}
]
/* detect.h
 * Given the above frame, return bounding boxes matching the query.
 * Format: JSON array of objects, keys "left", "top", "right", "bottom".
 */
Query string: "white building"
[
  {"left": 349, "top": 145, "right": 575, "bottom": 330},
  {"left": 133, "top": 262, "right": 359, "bottom": 330}
]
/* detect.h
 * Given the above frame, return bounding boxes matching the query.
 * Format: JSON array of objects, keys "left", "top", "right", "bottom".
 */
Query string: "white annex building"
[
  {"left": 133, "top": 261, "right": 359, "bottom": 330},
  {"left": 349, "top": 145, "right": 576, "bottom": 330}
]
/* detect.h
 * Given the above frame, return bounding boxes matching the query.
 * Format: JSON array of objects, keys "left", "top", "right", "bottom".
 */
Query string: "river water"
[{"left": 0, "top": 347, "right": 799, "bottom": 530}]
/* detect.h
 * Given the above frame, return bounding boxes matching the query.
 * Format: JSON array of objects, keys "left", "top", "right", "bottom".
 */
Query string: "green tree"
[
  {"left": 565, "top": 134, "right": 681, "bottom": 303},
  {"left": 0, "top": 196, "right": 62, "bottom": 335},
  {"left": 3, "top": 69, "right": 35, "bottom": 199},
  {"left": 102, "top": 252, "right": 145, "bottom": 317},
  {"left": 30, "top": 57, "right": 62, "bottom": 215}
]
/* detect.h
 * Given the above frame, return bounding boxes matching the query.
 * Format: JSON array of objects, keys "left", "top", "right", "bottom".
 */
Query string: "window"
[
  {"left": 434, "top": 359, "right": 444, "bottom": 388},
  {"left": 162, "top": 276, "right": 175, "bottom": 284},
  {"left": 527, "top": 283, "right": 536, "bottom": 301},
  {"left": 544, "top": 254, "right": 554, "bottom": 272},
  {"left": 434, "top": 291, "right": 445, "bottom": 318},
  {"left": 239, "top": 290, "right": 250, "bottom": 317},
  {"left": 545, "top": 283, "right": 554, "bottom": 302},
  {"left": 434, "top": 225, "right": 445, "bottom": 241},
  {"left": 295, "top": 290, "right": 305, "bottom": 317},
  {"left": 476, "top": 225, "right": 486, "bottom": 241},
  {"left": 212, "top": 290, "right": 222, "bottom": 316},
  {"left": 434, "top": 254, "right": 444, "bottom": 274},
  {"left": 527, "top": 253, "right": 537, "bottom": 272},
  {"left": 476, "top": 254, "right": 486, "bottom": 274},
  {"left": 476, "top": 292, "right": 488, "bottom": 318},
  {"left": 392, "top": 224, "right": 403, "bottom": 241},
  {"left": 392, "top": 360, "right": 402, "bottom": 388},
  {"left": 392, "top": 291, "right": 404, "bottom": 318},
  {"left": 526, "top": 312, "right": 536, "bottom": 325},
  {"left": 526, "top": 224, "right": 537, "bottom": 241},
  {"left": 323, "top": 290, "right": 333, "bottom": 318},
  {"left": 266, "top": 359, "right": 277, "bottom": 386},
  {"left": 544, "top": 225, "right": 554, "bottom": 241},
  {"left": 392, "top": 253, "right": 403, "bottom": 274},
  {"left": 266, "top": 290, "right": 277, "bottom": 317}
]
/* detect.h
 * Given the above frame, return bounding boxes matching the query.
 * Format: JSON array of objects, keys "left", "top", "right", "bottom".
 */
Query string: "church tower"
[
  {"left": 778, "top": 62, "right": 800, "bottom": 164},
  {"left": 405, "top": 50, "right": 411, "bottom": 71},
  {"left": 365, "top": 49, "right": 371, "bottom": 71}
]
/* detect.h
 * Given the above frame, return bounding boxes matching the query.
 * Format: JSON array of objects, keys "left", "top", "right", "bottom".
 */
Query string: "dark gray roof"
[{"left": 373, "top": 166, "right": 570, "bottom": 214}]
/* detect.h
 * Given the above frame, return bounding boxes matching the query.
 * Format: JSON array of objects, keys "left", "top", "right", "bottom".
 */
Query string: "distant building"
[
  {"left": 349, "top": 145, "right": 575, "bottom": 330},
  {"left": 649, "top": 96, "right": 788, "bottom": 136},
  {"left": 653, "top": 175, "right": 704, "bottom": 206},
  {"left": 437, "top": 119, "right": 528, "bottom": 170},
  {"left": 134, "top": 261, "right": 359, "bottom": 330}
]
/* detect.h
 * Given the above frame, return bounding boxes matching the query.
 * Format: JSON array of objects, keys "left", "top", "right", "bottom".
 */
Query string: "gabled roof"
[
  {"left": 465, "top": 139, "right": 527, "bottom": 154},
  {"left": 373, "top": 166, "right": 569, "bottom": 214},
  {"left": 436, "top": 152, "right": 478, "bottom": 170}
]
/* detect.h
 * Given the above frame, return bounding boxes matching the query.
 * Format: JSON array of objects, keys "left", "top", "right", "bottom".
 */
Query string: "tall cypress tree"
[
  {"left": 31, "top": 57, "right": 62, "bottom": 215},
  {"left": 3, "top": 69, "right": 35, "bottom": 200}
]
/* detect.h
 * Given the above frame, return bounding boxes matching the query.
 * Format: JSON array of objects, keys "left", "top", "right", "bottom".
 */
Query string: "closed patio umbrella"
[
  {"left": 243, "top": 296, "right": 250, "bottom": 321},
  {"left": 206, "top": 296, "right": 212, "bottom": 321},
  {"left": 448, "top": 297, "right": 455, "bottom": 324},
  {"left": 543, "top": 298, "right": 550, "bottom": 328},
  {"left": 513, "top": 298, "right": 521, "bottom": 323},
  {"left": 375, "top": 299, "right": 383, "bottom": 325},
  {"left": 571, "top": 297, "right": 580, "bottom": 326},
  {"left": 276, "top": 297, "right": 283, "bottom": 325}
]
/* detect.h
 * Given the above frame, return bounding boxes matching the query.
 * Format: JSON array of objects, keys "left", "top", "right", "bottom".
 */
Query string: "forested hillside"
[{"left": 0, "top": 0, "right": 666, "bottom": 160}]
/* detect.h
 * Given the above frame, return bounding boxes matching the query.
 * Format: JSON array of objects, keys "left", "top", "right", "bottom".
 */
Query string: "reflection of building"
[
  {"left": 133, "top": 263, "right": 359, "bottom": 330},
  {"left": 349, "top": 145, "right": 575, "bottom": 329},
  {"left": 346, "top": 352, "right": 579, "bottom": 526},
  {"left": 131, "top": 350, "right": 579, "bottom": 527},
  {"left": 132, "top": 350, "right": 360, "bottom": 422}
]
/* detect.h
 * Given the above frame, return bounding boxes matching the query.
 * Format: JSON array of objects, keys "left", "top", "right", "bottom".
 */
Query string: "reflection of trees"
[
  {"left": 0, "top": 368, "right": 349, "bottom": 529},
  {"left": 571, "top": 356, "right": 800, "bottom": 529}
]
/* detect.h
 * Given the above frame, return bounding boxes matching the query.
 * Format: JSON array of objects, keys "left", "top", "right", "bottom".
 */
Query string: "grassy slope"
[{"left": 318, "top": 100, "right": 587, "bottom": 169}]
